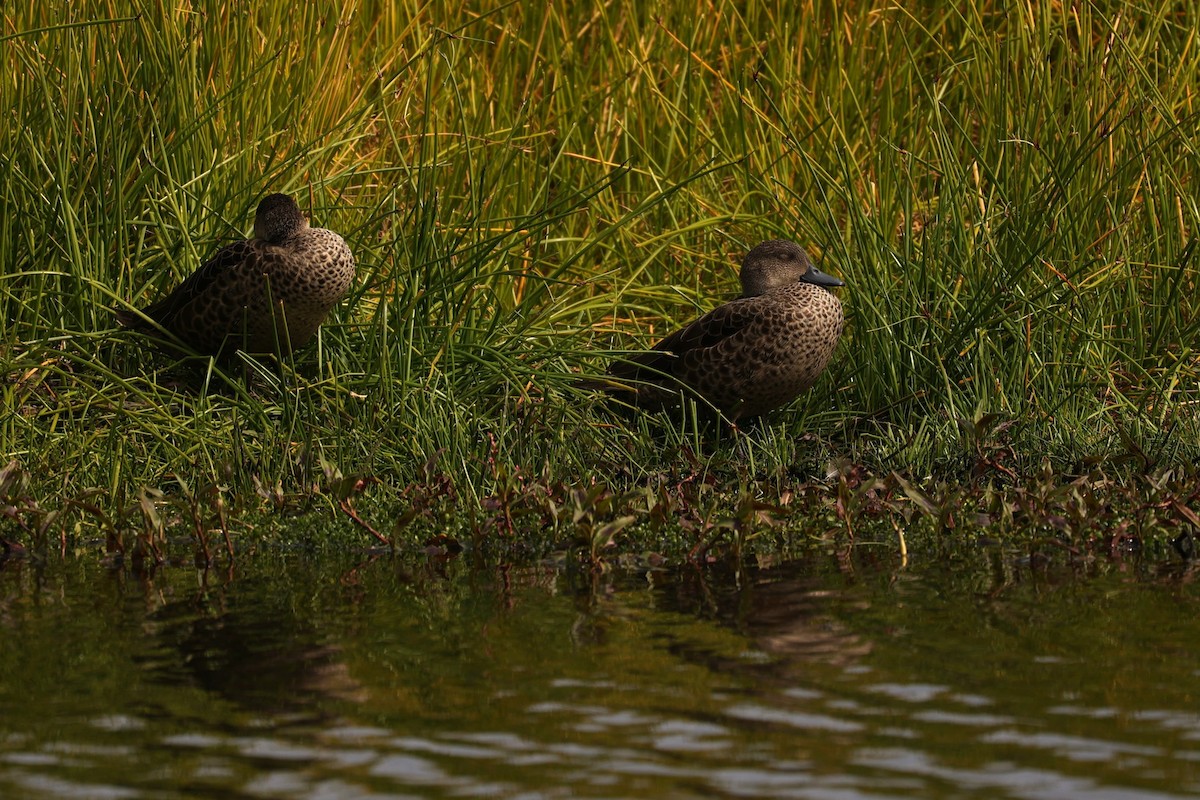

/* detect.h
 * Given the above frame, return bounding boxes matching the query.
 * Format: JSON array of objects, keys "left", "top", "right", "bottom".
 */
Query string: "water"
[{"left": 2, "top": 546, "right": 1199, "bottom": 798}]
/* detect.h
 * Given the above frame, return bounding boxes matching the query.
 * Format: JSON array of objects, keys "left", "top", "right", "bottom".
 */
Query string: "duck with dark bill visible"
[{"left": 602, "top": 239, "right": 845, "bottom": 422}]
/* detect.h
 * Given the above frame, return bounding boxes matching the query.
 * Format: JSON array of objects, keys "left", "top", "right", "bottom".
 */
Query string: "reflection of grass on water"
[{"left": 2, "top": 2, "right": 1198, "bottom": 559}]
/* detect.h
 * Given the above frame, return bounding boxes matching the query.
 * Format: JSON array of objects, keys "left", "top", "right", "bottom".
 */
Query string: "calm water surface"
[{"left": 1, "top": 545, "right": 1198, "bottom": 799}]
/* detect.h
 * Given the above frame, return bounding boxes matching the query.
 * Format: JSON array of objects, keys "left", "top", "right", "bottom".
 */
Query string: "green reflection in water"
[{"left": 1, "top": 549, "right": 1199, "bottom": 798}]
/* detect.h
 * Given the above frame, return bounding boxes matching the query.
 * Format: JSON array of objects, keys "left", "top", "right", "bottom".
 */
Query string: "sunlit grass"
[{"left": 2, "top": 1, "right": 1198, "bottom": 553}]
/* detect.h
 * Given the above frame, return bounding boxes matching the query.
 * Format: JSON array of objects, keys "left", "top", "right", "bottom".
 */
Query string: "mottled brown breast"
[
  {"left": 125, "top": 226, "right": 355, "bottom": 357},
  {"left": 666, "top": 282, "right": 843, "bottom": 420}
]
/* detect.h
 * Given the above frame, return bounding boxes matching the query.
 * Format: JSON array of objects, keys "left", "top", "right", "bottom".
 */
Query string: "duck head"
[
  {"left": 253, "top": 193, "right": 309, "bottom": 244},
  {"left": 739, "top": 239, "right": 844, "bottom": 297}
]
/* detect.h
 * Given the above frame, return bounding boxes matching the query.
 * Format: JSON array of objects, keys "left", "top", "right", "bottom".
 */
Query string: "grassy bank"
[{"left": 2, "top": 1, "right": 1198, "bottom": 559}]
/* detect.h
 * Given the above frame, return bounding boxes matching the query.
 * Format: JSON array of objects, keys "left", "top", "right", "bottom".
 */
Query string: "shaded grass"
[{"left": 2, "top": 1, "right": 1199, "bottom": 557}]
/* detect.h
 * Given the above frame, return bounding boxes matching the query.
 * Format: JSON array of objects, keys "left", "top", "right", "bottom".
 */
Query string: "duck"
[
  {"left": 116, "top": 193, "right": 355, "bottom": 357},
  {"left": 601, "top": 239, "right": 845, "bottom": 421}
]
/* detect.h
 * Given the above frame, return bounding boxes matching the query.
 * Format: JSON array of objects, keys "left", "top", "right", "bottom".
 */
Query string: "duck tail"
[{"left": 114, "top": 307, "right": 156, "bottom": 331}]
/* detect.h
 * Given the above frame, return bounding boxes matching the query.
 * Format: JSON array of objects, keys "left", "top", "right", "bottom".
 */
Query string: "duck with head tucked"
[
  {"left": 117, "top": 193, "right": 355, "bottom": 357},
  {"left": 602, "top": 239, "right": 845, "bottom": 422}
]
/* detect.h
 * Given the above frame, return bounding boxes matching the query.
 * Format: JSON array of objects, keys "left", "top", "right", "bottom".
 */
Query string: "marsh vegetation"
[{"left": 2, "top": 2, "right": 1198, "bottom": 560}]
